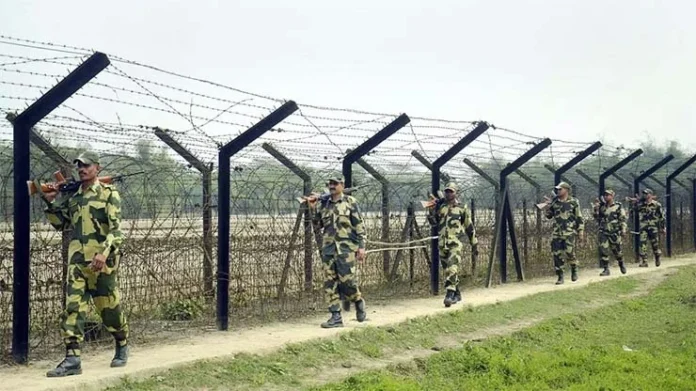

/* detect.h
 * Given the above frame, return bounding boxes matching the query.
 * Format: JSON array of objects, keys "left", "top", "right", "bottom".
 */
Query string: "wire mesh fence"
[{"left": 1, "top": 35, "right": 695, "bottom": 363}]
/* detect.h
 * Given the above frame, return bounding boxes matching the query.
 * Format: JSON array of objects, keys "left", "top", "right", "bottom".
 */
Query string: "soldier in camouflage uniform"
[
  {"left": 544, "top": 182, "right": 585, "bottom": 285},
  {"left": 309, "top": 176, "right": 367, "bottom": 328},
  {"left": 39, "top": 151, "right": 129, "bottom": 377},
  {"left": 629, "top": 188, "right": 665, "bottom": 267},
  {"left": 593, "top": 189, "right": 628, "bottom": 276},
  {"left": 427, "top": 183, "right": 478, "bottom": 307}
]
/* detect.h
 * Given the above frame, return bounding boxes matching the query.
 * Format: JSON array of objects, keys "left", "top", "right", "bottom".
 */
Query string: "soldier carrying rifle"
[
  {"left": 593, "top": 189, "right": 628, "bottom": 276},
  {"left": 626, "top": 188, "right": 665, "bottom": 267},
  {"left": 540, "top": 181, "right": 585, "bottom": 285},
  {"left": 36, "top": 151, "right": 130, "bottom": 377}
]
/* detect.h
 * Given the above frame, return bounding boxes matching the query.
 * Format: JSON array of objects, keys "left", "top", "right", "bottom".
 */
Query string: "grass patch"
[
  {"left": 105, "top": 272, "right": 651, "bottom": 391},
  {"left": 312, "top": 266, "right": 696, "bottom": 390}
]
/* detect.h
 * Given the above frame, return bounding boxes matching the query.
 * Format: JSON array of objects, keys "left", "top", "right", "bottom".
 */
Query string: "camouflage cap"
[
  {"left": 444, "top": 182, "right": 458, "bottom": 192},
  {"left": 554, "top": 181, "right": 571, "bottom": 190},
  {"left": 327, "top": 175, "right": 344, "bottom": 184},
  {"left": 603, "top": 189, "right": 615, "bottom": 196},
  {"left": 643, "top": 188, "right": 653, "bottom": 195},
  {"left": 73, "top": 151, "right": 100, "bottom": 165}
]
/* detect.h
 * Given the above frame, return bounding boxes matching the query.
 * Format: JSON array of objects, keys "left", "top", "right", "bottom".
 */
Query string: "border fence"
[{"left": 1, "top": 35, "right": 695, "bottom": 364}]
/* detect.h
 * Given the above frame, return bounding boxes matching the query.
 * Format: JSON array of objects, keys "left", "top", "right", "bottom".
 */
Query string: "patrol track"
[{"left": 1, "top": 254, "right": 694, "bottom": 391}]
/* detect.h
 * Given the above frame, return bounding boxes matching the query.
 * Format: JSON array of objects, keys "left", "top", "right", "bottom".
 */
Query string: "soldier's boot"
[
  {"left": 618, "top": 260, "right": 627, "bottom": 274},
  {"left": 555, "top": 270, "right": 564, "bottom": 285},
  {"left": 46, "top": 356, "right": 82, "bottom": 377},
  {"left": 444, "top": 290, "right": 456, "bottom": 307},
  {"left": 599, "top": 263, "right": 610, "bottom": 277},
  {"left": 355, "top": 299, "right": 366, "bottom": 323},
  {"left": 110, "top": 342, "right": 128, "bottom": 368},
  {"left": 639, "top": 258, "right": 649, "bottom": 267},
  {"left": 453, "top": 288, "right": 462, "bottom": 303},
  {"left": 655, "top": 254, "right": 661, "bottom": 267},
  {"left": 320, "top": 311, "right": 343, "bottom": 328},
  {"left": 342, "top": 300, "right": 351, "bottom": 312},
  {"left": 571, "top": 265, "right": 579, "bottom": 282}
]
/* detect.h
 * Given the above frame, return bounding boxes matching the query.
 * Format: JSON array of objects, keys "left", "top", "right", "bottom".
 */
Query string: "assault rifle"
[
  {"left": 297, "top": 184, "right": 368, "bottom": 204},
  {"left": 28, "top": 170, "right": 145, "bottom": 196},
  {"left": 535, "top": 194, "right": 558, "bottom": 210}
]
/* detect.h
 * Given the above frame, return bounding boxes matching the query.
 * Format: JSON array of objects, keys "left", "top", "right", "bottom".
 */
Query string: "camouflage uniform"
[
  {"left": 593, "top": 189, "right": 627, "bottom": 275},
  {"left": 42, "top": 152, "right": 129, "bottom": 377},
  {"left": 633, "top": 189, "right": 665, "bottom": 267},
  {"left": 428, "top": 183, "right": 477, "bottom": 307},
  {"left": 545, "top": 182, "right": 584, "bottom": 284},
  {"left": 311, "top": 176, "right": 367, "bottom": 328}
]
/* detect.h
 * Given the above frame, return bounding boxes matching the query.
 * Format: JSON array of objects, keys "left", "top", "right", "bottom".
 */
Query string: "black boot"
[
  {"left": 639, "top": 259, "right": 648, "bottom": 267},
  {"left": 444, "top": 290, "right": 456, "bottom": 307},
  {"left": 111, "top": 342, "right": 128, "bottom": 368},
  {"left": 618, "top": 260, "right": 627, "bottom": 274},
  {"left": 46, "top": 356, "right": 82, "bottom": 377},
  {"left": 453, "top": 288, "right": 462, "bottom": 303},
  {"left": 655, "top": 254, "right": 661, "bottom": 267},
  {"left": 321, "top": 311, "right": 343, "bottom": 328},
  {"left": 355, "top": 299, "right": 366, "bottom": 322},
  {"left": 571, "top": 265, "right": 578, "bottom": 282},
  {"left": 599, "top": 261, "right": 610, "bottom": 277},
  {"left": 342, "top": 299, "right": 351, "bottom": 312},
  {"left": 555, "top": 270, "right": 564, "bottom": 285}
]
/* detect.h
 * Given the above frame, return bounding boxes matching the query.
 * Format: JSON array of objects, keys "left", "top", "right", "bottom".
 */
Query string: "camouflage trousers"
[
  {"left": 551, "top": 235, "right": 577, "bottom": 271},
  {"left": 440, "top": 242, "right": 463, "bottom": 292},
  {"left": 599, "top": 231, "right": 623, "bottom": 263},
  {"left": 639, "top": 227, "right": 662, "bottom": 259},
  {"left": 61, "top": 254, "right": 129, "bottom": 357},
  {"left": 322, "top": 251, "right": 362, "bottom": 312}
]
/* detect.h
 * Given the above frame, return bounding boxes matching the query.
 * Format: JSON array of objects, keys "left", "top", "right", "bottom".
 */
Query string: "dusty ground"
[{"left": 1, "top": 255, "right": 693, "bottom": 391}]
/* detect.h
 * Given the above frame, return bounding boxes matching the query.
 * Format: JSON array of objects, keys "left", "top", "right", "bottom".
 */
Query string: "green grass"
[
  {"left": 106, "top": 272, "right": 652, "bottom": 391},
  {"left": 311, "top": 266, "right": 696, "bottom": 390}
]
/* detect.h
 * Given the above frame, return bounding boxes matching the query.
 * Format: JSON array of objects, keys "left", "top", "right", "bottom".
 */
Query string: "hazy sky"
[{"left": 3, "top": 0, "right": 695, "bottom": 150}]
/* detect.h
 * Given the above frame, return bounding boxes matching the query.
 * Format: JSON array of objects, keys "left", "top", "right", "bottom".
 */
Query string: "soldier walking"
[
  {"left": 593, "top": 189, "right": 628, "bottom": 276},
  {"left": 543, "top": 182, "right": 585, "bottom": 285},
  {"left": 628, "top": 188, "right": 665, "bottom": 267},
  {"left": 309, "top": 175, "right": 367, "bottom": 328},
  {"left": 39, "top": 151, "right": 129, "bottom": 377},
  {"left": 426, "top": 183, "right": 478, "bottom": 307}
]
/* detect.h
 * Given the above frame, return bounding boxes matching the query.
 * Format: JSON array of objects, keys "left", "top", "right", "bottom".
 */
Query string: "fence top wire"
[{"left": 1, "top": 34, "right": 695, "bottom": 193}]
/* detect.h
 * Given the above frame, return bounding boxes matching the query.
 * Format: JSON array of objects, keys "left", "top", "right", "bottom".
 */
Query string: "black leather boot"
[
  {"left": 355, "top": 299, "right": 366, "bottom": 322},
  {"left": 655, "top": 254, "right": 661, "bottom": 267},
  {"left": 46, "top": 356, "right": 82, "bottom": 377},
  {"left": 444, "top": 290, "right": 456, "bottom": 307},
  {"left": 453, "top": 288, "right": 462, "bottom": 303},
  {"left": 618, "top": 260, "right": 626, "bottom": 274},
  {"left": 321, "top": 311, "right": 343, "bottom": 328},
  {"left": 555, "top": 270, "right": 564, "bottom": 285},
  {"left": 111, "top": 342, "right": 129, "bottom": 368},
  {"left": 599, "top": 261, "right": 610, "bottom": 277},
  {"left": 571, "top": 265, "right": 578, "bottom": 282}
]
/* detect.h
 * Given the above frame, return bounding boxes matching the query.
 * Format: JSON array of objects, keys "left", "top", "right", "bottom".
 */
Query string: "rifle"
[
  {"left": 420, "top": 190, "right": 445, "bottom": 209},
  {"left": 28, "top": 170, "right": 146, "bottom": 196},
  {"left": 297, "top": 184, "right": 368, "bottom": 204}
]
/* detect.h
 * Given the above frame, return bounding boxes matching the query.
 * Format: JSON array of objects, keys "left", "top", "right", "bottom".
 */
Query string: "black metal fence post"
[
  {"left": 261, "top": 142, "right": 314, "bottom": 291},
  {"left": 410, "top": 151, "right": 451, "bottom": 184},
  {"left": 499, "top": 138, "right": 552, "bottom": 283},
  {"left": 632, "top": 155, "right": 674, "bottom": 261},
  {"left": 427, "top": 122, "right": 489, "bottom": 294},
  {"left": 154, "top": 127, "right": 215, "bottom": 299},
  {"left": 666, "top": 154, "right": 696, "bottom": 257},
  {"left": 513, "top": 170, "right": 540, "bottom": 267},
  {"left": 8, "top": 51, "right": 110, "bottom": 364},
  {"left": 217, "top": 101, "right": 298, "bottom": 331}
]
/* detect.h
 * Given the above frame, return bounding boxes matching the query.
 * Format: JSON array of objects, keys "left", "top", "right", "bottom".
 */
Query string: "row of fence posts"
[{"left": 8, "top": 51, "right": 696, "bottom": 364}]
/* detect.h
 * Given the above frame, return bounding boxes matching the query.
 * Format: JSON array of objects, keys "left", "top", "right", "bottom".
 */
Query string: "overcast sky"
[{"left": 3, "top": 0, "right": 695, "bottom": 151}]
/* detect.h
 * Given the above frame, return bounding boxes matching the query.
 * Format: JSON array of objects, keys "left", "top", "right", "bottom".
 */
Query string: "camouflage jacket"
[
  {"left": 633, "top": 200, "right": 665, "bottom": 230},
  {"left": 429, "top": 199, "right": 477, "bottom": 247},
  {"left": 44, "top": 181, "right": 124, "bottom": 262},
  {"left": 545, "top": 197, "right": 585, "bottom": 237},
  {"left": 593, "top": 201, "right": 627, "bottom": 234},
  {"left": 312, "top": 194, "right": 366, "bottom": 256}
]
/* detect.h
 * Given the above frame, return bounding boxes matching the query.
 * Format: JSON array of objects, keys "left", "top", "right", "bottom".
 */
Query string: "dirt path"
[{"left": 2, "top": 256, "right": 693, "bottom": 391}]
